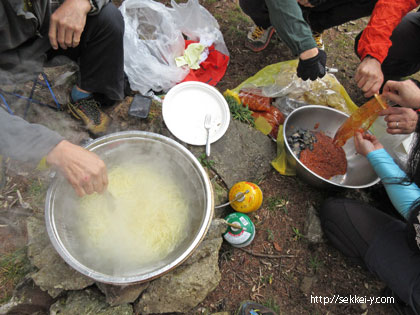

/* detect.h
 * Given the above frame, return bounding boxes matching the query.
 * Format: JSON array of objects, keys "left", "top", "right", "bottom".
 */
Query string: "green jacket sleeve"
[{"left": 265, "top": 0, "right": 317, "bottom": 56}]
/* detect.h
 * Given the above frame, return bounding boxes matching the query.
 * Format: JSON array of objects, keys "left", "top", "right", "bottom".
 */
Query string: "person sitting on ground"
[
  {"left": 238, "top": 0, "right": 377, "bottom": 81},
  {"left": 354, "top": 0, "right": 420, "bottom": 98},
  {"left": 353, "top": 0, "right": 420, "bottom": 137},
  {"left": 320, "top": 79, "right": 420, "bottom": 315},
  {"left": 0, "top": 0, "right": 125, "bottom": 135},
  {"left": 0, "top": 106, "right": 107, "bottom": 197}
]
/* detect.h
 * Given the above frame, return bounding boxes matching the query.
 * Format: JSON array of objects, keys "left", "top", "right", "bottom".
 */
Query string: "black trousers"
[
  {"left": 47, "top": 3, "right": 124, "bottom": 101},
  {"left": 355, "top": 11, "right": 420, "bottom": 82},
  {"left": 320, "top": 198, "right": 420, "bottom": 314},
  {"left": 238, "top": 0, "right": 377, "bottom": 33}
]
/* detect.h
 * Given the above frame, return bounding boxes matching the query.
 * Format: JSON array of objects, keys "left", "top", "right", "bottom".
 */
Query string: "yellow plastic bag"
[{"left": 226, "top": 59, "right": 358, "bottom": 176}]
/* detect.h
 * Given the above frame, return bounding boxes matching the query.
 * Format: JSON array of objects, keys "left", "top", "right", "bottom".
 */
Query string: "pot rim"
[{"left": 45, "top": 131, "right": 214, "bottom": 284}]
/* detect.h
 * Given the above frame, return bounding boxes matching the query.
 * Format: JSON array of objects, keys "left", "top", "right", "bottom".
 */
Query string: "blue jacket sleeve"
[{"left": 367, "top": 148, "right": 420, "bottom": 219}]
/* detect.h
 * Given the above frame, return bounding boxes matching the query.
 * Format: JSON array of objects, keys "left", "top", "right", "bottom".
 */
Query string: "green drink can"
[{"left": 223, "top": 212, "right": 255, "bottom": 248}]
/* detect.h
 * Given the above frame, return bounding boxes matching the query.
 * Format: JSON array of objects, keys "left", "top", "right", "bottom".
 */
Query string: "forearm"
[
  {"left": 265, "top": 0, "right": 316, "bottom": 56},
  {"left": 367, "top": 148, "right": 420, "bottom": 219},
  {"left": 0, "top": 107, "right": 64, "bottom": 165}
]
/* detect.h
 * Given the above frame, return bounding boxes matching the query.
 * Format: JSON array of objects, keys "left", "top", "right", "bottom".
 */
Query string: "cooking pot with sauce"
[
  {"left": 283, "top": 105, "right": 380, "bottom": 189},
  {"left": 45, "top": 131, "right": 213, "bottom": 284}
]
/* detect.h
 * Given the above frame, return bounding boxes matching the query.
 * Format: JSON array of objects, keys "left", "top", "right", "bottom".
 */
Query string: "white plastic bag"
[{"left": 120, "top": 0, "right": 228, "bottom": 94}]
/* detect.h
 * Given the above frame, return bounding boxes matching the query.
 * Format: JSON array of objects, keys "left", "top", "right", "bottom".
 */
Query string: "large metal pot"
[
  {"left": 283, "top": 105, "right": 380, "bottom": 189},
  {"left": 45, "top": 131, "right": 213, "bottom": 284}
]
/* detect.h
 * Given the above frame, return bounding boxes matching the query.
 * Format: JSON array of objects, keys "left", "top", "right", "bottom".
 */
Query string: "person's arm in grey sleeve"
[
  {"left": 0, "top": 107, "right": 63, "bottom": 165},
  {"left": 0, "top": 107, "right": 108, "bottom": 196},
  {"left": 265, "top": 0, "right": 316, "bottom": 55}
]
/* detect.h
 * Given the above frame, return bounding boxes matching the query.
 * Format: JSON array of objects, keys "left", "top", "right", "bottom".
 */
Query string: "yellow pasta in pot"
[{"left": 76, "top": 162, "right": 190, "bottom": 273}]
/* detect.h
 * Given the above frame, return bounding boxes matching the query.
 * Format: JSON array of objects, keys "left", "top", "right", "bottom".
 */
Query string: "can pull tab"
[{"left": 214, "top": 190, "right": 250, "bottom": 209}]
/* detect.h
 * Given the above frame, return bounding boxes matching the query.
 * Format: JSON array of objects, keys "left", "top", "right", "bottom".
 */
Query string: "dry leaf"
[{"left": 273, "top": 242, "right": 282, "bottom": 252}]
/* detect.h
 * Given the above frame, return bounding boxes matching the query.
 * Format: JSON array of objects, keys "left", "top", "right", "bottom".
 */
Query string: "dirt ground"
[
  {"left": 189, "top": 1, "right": 399, "bottom": 314},
  {"left": 0, "top": 0, "right": 412, "bottom": 314}
]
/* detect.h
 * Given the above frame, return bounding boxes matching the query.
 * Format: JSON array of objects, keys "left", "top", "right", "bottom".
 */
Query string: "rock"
[
  {"left": 183, "top": 218, "right": 226, "bottom": 266},
  {"left": 0, "top": 205, "right": 32, "bottom": 255},
  {"left": 303, "top": 204, "right": 325, "bottom": 244},
  {"left": 27, "top": 216, "right": 94, "bottom": 298},
  {"left": 96, "top": 282, "right": 149, "bottom": 306},
  {"left": 134, "top": 219, "right": 225, "bottom": 314},
  {"left": 300, "top": 276, "right": 316, "bottom": 296},
  {"left": 49, "top": 288, "right": 133, "bottom": 315},
  {"left": 0, "top": 278, "right": 53, "bottom": 315},
  {"left": 190, "top": 119, "right": 276, "bottom": 188},
  {"left": 26, "top": 216, "right": 51, "bottom": 264}
]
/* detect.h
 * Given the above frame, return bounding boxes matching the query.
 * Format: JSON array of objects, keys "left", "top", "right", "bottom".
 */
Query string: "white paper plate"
[{"left": 162, "top": 81, "right": 230, "bottom": 145}]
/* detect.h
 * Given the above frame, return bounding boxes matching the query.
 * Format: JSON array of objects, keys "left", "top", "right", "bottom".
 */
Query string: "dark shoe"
[
  {"left": 245, "top": 26, "right": 275, "bottom": 52},
  {"left": 67, "top": 97, "right": 111, "bottom": 135},
  {"left": 236, "top": 301, "right": 277, "bottom": 315},
  {"left": 312, "top": 31, "right": 324, "bottom": 50}
]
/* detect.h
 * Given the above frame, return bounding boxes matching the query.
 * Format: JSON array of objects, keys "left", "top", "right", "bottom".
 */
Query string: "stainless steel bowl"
[
  {"left": 45, "top": 131, "right": 213, "bottom": 284},
  {"left": 283, "top": 105, "right": 380, "bottom": 189}
]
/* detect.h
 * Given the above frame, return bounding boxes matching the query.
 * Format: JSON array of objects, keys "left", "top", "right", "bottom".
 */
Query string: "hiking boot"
[
  {"left": 236, "top": 301, "right": 277, "bottom": 315},
  {"left": 67, "top": 98, "right": 111, "bottom": 136},
  {"left": 312, "top": 31, "right": 324, "bottom": 50},
  {"left": 245, "top": 25, "right": 275, "bottom": 52}
]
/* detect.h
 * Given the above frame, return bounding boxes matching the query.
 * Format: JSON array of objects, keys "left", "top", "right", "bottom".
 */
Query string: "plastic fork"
[{"left": 204, "top": 114, "right": 212, "bottom": 157}]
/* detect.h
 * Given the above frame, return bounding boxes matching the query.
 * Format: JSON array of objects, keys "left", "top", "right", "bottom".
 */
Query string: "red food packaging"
[
  {"left": 239, "top": 88, "right": 271, "bottom": 112},
  {"left": 268, "top": 106, "right": 285, "bottom": 125}
]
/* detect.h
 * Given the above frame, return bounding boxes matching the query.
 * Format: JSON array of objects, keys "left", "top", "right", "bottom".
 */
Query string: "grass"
[
  {"left": 261, "top": 273, "right": 273, "bottom": 285},
  {"left": 309, "top": 255, "right": 323, "bottom": 274},
  {"left": 262, "top": 297, "right": 280, "bottom": 313},
  {"left": 198, "top": 153, "right": 215, "bottom": 169},
  {"left": 266, "top": 228, "right": 274, "bottom": 242},
  {"left": 292, "top": 226, "right": 304, "bottom": 241},
  {"left": 0, "top": 247, "right": 32, "bottom": 304},
  {"left": 225, "top": 95, "right": 255, "bottom": 126},
  {"left": 28, "top": 178, "right": 47, "bottom": 207},
  {"left": 266, "top": 196, "right": 289, "bottom": 214}
]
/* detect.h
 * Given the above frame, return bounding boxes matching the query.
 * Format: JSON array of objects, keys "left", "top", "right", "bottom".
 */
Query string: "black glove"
[{"left": 297, "top": 49, "right": 327, "bottom": 81}]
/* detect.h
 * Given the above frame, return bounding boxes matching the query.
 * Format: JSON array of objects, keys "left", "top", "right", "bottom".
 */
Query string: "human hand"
[
  {"left": 382, "top": 80, "right": 420, "bottom": 109},
  {"left": 297, "top": 49, "right": 327, "bottom": 81},
  {"left": 354, "top": 132, "right": 383, "bottom": 156},
  {"left": 46, "top": 140, "right": 108, "bottom": 197},
  {"left": 355, "top": 56, "right": 384, "bottom": 98},
  {"left": 49, "top": 0, "right": 91, "bottom": 50},
  {"left": 379, "top": 107, "right": 418, "bottom": 134},
  {"left": 297, "top": 0, "right": 314, "bottom": 7}
]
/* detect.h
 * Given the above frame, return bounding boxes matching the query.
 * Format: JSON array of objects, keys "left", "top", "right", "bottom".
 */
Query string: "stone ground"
[{"left": 2, "top": 0, "right": 420, "bottom": 314}]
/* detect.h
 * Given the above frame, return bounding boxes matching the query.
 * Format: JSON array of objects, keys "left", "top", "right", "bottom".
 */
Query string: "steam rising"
[{"left": 54, "top": 139, "right": 206, "bottom": 278}]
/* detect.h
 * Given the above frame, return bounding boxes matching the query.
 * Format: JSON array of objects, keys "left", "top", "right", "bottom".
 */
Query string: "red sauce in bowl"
[{"left": 299, "top": 132, "right": 347, "bottom": 179}]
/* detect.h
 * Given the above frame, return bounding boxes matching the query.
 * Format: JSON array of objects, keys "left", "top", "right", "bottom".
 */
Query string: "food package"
[{"left": 238, "top": 88, "right": 272, "bottom": 112}]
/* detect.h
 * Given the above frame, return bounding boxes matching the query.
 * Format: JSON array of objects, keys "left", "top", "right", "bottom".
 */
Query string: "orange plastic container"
[{"left": 333, "top": 94, "right": 388, "bottom": 147}]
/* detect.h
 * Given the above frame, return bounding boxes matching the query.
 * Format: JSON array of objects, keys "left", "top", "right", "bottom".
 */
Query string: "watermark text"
[{"left": 310, "top": 294, "right": 394, "bottom": 305}]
